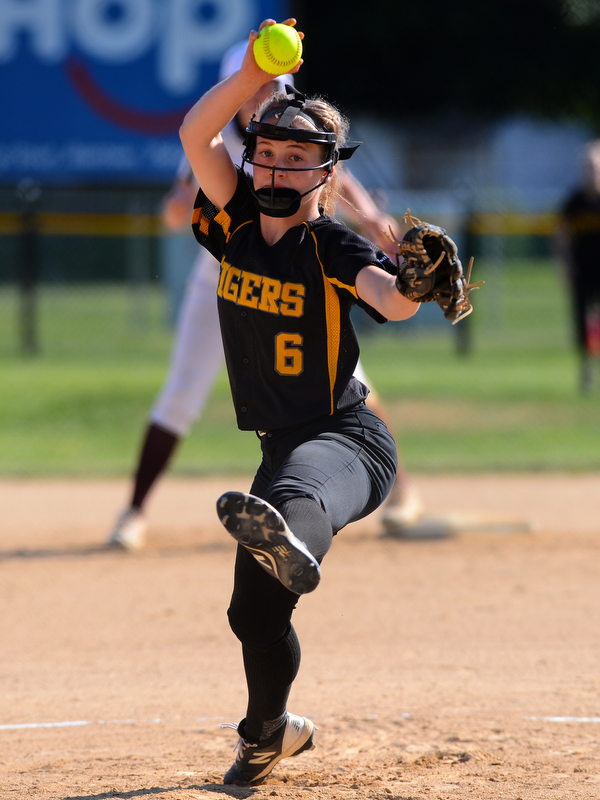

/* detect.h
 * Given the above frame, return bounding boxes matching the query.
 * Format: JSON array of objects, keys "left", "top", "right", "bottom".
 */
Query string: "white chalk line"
[
  {"left": 0, "top": 713, "right": 412, "bottom": 732},
  {"left": 0, "top": 719, "right": 151, "bottom": 731},
  {"left": 10, "top": 713, "right": 599, "bottom": 732},
  {"left": 527, "top": 716, "right": 600, "bottom": 723}
]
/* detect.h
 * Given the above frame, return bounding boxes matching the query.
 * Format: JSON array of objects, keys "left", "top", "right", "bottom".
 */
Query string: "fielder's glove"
[{"left": 390, "top": 210, "right": 482, "bottom": 324}]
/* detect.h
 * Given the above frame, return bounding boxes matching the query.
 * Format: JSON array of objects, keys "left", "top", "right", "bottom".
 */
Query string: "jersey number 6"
[{"left": 275, "top": 333, "right": 303, "bottom": 376}]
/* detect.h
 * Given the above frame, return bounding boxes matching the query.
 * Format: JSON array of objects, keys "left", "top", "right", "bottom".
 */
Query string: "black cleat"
[
  {"left": 216, "top": 491, "right": 321, "bottom": 594},
  {"left": 222, "top": 713, "right": 316, "bottom": 785}
]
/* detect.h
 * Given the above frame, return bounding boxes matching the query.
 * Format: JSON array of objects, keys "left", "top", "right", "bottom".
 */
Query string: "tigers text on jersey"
[{"left": 192, "top": 169, "right": 395, "bottom": 431}]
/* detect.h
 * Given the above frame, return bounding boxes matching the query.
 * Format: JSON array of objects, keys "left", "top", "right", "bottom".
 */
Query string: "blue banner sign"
[{"left": 0, "top": 0, "right": 284, "bottom": 184}]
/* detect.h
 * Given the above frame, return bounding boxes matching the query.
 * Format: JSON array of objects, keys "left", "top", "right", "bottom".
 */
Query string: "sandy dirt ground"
[{"left": 2, "top": 473, "right": 600, "bottom": 800}]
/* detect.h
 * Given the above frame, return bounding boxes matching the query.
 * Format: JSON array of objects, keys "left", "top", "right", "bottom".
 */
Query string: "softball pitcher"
[{"left": 179, "top": 19, "right": 420, "bottom": 785}]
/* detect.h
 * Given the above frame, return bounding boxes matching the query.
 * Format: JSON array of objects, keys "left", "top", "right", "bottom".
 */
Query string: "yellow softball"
[{"left": 253, "top": 23, "right": 303, "bottom": 74}]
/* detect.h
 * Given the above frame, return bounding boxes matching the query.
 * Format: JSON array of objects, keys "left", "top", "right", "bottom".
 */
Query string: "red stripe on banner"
[{"left": 65, "top": 57, "right": 191, "bottom": 136}]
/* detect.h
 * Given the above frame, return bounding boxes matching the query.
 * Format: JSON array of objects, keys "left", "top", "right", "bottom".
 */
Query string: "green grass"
[{"left": 1, "top": 259, "right": 599, "bottom": 476}]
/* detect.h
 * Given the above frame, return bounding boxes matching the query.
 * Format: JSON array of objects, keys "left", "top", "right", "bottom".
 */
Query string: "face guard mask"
[{"left": 242, "top": 87, "right": 360, "bottom": 218}]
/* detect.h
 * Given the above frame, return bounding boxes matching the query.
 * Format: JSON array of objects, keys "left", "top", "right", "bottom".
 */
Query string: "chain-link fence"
[
  {"left": 0, "top": 181, "right": 563, "bottom": 361},
  {"left": 0, "top": 183, "right": 173, "bottom": 357}
]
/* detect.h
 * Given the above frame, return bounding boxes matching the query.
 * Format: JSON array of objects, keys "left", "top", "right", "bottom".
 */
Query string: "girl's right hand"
[{"left": 243, "top": 19, "right": 304, "bottom": 81}]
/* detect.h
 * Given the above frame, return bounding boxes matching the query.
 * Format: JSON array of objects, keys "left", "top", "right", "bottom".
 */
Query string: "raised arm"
[{"left": 179, "top": 19, "right": 303, "bottom": 211}]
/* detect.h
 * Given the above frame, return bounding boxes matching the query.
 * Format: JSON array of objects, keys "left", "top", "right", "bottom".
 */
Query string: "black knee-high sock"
[
  {"left": 243, "top": 624, "right": 301, "bottom": 742},
  {"left": 131, "top": 422, "right": 179, "bottom": 510},
  {"left": 240, "top": 498, "right": 333, "bottom": 742},
  {"left": 278, "top": 496, "right": 334, "bottom": 563}
]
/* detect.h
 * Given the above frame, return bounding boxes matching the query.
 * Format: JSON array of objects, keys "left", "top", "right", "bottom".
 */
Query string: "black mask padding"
[{"left": 254, "top": 188, "right": 302, "bottom": 217}]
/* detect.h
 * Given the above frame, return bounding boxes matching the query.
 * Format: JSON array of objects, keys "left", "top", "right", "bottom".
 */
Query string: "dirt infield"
[{"left": 2, "top": 473, "right": 600, "bottom": 799}]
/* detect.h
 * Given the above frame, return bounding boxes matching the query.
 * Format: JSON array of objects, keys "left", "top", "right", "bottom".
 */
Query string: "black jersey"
[
  {"left": 192, "top": 169, "right": 395, "bottom": 431},
  {"left": 562, "top": 188, "right": 600, "bottom": 281}
]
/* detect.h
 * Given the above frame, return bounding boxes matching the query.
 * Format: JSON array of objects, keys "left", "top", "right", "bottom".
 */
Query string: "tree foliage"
[{"left": 291, "top": 0, "right": 600, "bottom": 129}]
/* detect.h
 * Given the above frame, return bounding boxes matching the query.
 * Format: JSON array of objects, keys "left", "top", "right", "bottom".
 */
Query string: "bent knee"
[{"left": 227, "top": 603, "right": 292, "bottom": 650}]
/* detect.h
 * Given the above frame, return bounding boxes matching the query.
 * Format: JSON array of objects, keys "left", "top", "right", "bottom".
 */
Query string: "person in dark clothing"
[{"left": 559, "top": 139, "right": 600, "bottom": 392}]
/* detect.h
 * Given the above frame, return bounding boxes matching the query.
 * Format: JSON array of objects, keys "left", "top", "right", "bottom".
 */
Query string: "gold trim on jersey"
[
  {"left": 192, "top": 207, "right": 240, "bottom": 242},
  {"left": 306, "top": 224, "right": 350, "bottom": 415},
  {"left": 191, "top": 206, "right": 210, "bottom": 237},
  {"left": 214, "top": 208, "right": 233, "bottom": 240},
  {"left": 327, "top": 275, "right": 359, "bottom": 298}
]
